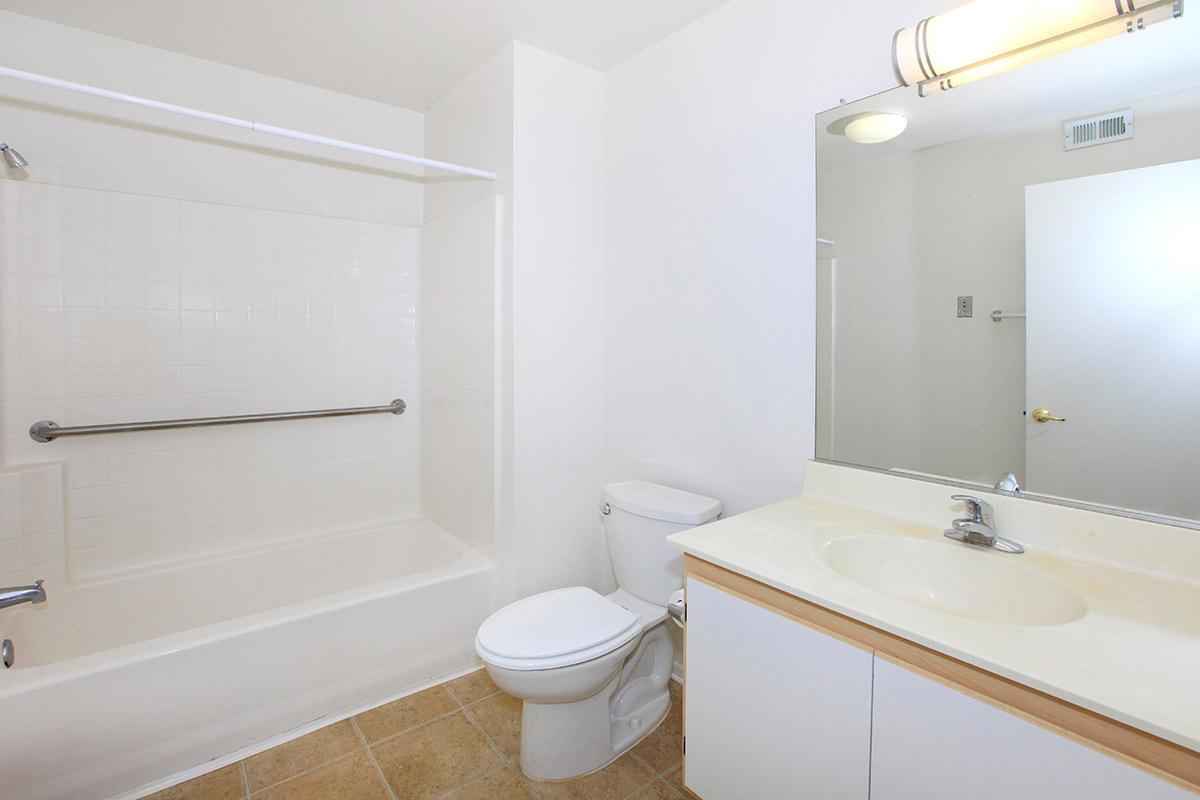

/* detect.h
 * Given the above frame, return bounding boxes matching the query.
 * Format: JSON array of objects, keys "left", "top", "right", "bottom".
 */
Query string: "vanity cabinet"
[
  {"left": 683, "top": 578, "right": 872, "bottom": 799},
  {"left": 870, "top": 656, "right": 1192, "bottom": 800},
  {"left": 682, "top": 557, "right": 1197, "bottom": 800}
]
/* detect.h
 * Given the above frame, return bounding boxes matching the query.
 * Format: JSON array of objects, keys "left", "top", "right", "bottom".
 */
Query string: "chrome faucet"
[
  {"left": 944, "top": 496, "right": 1024, "bottom": 554},
  {"left": 0, "top": 580, "right": 46, "bottom": 610}
]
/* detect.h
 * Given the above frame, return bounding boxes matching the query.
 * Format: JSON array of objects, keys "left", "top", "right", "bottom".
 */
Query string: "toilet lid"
[{"left": 476, "top": 587, "right": 639, "bottom": 669}]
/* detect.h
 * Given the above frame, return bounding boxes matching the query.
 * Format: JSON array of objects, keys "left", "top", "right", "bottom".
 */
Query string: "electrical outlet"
[{"left": 957, "top": 296, "right": 973, "bottom": 318}]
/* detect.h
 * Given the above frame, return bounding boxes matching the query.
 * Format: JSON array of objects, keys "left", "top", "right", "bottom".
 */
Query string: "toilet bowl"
[{"left": 475, "top": 481, "right": 721, "bottom": 781}]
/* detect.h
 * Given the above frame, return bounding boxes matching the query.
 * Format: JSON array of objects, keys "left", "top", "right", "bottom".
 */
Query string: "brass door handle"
[{"left": 1031, "top": 407, "right": 1066, "bottom": 423}]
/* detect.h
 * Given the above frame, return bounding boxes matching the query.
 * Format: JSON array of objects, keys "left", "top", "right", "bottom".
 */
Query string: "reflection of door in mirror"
[{"left": 1025, "top": 159, "right": 1200, "bottom": 520}]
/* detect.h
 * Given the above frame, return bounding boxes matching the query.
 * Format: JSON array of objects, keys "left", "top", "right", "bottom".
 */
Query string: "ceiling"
[{"left": 0, "top": 0, "right": 733, "bottom": 111}]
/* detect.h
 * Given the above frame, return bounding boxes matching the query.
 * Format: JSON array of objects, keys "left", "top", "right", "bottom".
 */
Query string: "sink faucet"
[
  {"left": 0, "top": 580, "right": 46, "bottom": 610},
  {"left": 944, "top": 496, "right": 1024, "bottom": 554}
]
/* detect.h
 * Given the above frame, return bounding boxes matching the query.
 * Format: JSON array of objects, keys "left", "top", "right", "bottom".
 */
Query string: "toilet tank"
[{"left": 601, "top": 481, "right": 722, "bottom": 606}]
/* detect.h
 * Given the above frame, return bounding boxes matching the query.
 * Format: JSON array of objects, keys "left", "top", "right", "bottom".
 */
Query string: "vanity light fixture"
[
  {"left": 893, "top": 0, "right": 1184, "bottom": 96},
  {"left": 827, "top": 111, "right": 908, "bottom": 144}
]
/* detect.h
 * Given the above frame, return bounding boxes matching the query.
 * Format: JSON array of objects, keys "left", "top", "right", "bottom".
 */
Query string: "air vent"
[{"left": 1063, "top": 109, "right": 1133, "bottom": 151}]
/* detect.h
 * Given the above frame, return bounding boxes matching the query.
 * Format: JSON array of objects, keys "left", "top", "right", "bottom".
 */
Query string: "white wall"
[
  {"left": 510, "top": 45, "right": 607, "bottom": 596},
  {"left": 603, "top": 0, "right": 932, "bottom": 516},
  {"left": 0, "top": 13, "right": 425, "bottom": 579}
]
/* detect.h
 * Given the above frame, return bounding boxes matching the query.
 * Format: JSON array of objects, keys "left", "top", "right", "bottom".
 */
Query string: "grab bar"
[{"left": 29, "top": 399, "right": 406, "bottom": 442}]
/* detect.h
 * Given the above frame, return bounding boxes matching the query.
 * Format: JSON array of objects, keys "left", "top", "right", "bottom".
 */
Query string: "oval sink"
[{"left": 820, "top": 535, "right": 1087, "bottom": 627}]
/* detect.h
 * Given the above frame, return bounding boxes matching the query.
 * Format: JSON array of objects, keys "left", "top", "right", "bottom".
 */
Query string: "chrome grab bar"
[{"left": 30, "top": 399, "right": 406, "bottom": 443}]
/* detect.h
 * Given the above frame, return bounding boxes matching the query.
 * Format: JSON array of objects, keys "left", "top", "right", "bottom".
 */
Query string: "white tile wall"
[
  {"left": 0, "top": 180, "right": 421, "bottom": 579},
  {"left": 419, "top": 198, "right": 497, "bottom": 556},
  {"left": 0, "top": 463, "right": 65, "bottom": 587}
]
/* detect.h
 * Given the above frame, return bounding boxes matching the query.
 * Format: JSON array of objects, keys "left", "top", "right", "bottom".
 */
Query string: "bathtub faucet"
[{"left": 0, "top": 580, "right": 46, "bottom": 610}]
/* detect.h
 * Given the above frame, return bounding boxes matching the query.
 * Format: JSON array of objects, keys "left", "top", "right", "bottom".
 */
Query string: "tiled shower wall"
[
  {"left": 419, "top": 197, "right": 497, "bottom": 557},
  {"left": 0, "top": 179, "right": 421, "bottom": 580},
  {"left": 0, "top": 463, "right": 64, "bottom": 587}
]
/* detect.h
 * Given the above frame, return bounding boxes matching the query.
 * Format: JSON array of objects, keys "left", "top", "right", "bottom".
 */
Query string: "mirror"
[{"left": 815, "top": 15, "right": 1200, "bottom": 525}]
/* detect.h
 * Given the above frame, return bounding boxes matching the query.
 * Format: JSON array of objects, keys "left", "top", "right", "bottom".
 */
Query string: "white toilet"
[{"left": 475, "top": 481, "right": 721, "bottom": 781}]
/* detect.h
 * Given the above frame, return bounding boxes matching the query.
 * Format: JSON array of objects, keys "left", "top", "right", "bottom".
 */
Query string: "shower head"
[{"left": 1, "top": 143, "right": 29, "bottom": 170}]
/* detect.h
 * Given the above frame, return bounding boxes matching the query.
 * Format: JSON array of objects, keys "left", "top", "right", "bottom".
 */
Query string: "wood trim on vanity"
[{"left": 683, "top": 555, "right": 1200, "bottom": 795}]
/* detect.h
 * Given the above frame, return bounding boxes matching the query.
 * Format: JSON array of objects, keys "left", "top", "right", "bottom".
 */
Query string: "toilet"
[{"left": 475, "top": 481, "right": 722, "bottom": 781}]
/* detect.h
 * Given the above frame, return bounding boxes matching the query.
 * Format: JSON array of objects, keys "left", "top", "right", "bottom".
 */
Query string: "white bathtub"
[{"left": 0, "top": 519, "right": 494, "bottom": 800}]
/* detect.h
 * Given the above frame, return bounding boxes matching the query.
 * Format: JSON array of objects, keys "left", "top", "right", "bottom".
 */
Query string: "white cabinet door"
[
  {"left": 683, "top": 578, "right": 872, "bottom": 800},
  {"left": 870, "top": 656, "right": 1194, "bottom": 800}
]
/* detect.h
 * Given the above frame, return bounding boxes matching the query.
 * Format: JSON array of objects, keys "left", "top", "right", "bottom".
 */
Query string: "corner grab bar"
[{"left": 30, "top": 399, "right": 406, "bottom": 442}]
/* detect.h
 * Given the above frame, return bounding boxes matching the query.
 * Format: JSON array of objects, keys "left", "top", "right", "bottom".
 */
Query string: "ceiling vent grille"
[{"left": 1063, "top": 109, "right": 1134, "bottom": 151}]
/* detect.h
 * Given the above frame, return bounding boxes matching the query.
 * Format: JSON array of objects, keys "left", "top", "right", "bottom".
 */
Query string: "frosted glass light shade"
[
  {"left": 893, "top": 0, "right": 1183, "bottom": 95},
  {"left": 844, "top": 113, "right": 909, "bottom": 144}
]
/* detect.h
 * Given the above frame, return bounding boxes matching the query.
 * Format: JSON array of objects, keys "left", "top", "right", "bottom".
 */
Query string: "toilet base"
[{"left": 518, "top": 623, "right": 675, "bottom": 781}]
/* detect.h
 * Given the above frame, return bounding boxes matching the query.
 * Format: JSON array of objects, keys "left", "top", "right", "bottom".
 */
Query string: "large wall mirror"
[{"left": 815, "top": 12, "right": 1200, "bottom": 526}]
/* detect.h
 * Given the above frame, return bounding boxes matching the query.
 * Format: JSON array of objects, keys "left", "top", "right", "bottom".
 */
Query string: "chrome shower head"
[{"left": 1, "top": 143, "right": 29, "bottom": 170}]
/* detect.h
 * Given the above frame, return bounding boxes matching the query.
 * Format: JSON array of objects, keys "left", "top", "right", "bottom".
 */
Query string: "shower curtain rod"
[{"left": 0, "top": 65, "right": 497, "bottom": 181}]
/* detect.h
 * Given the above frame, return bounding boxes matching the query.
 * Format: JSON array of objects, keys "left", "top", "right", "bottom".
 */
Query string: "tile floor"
[{"left": 144, "top": 669, "right": 685, "bottom": 800}]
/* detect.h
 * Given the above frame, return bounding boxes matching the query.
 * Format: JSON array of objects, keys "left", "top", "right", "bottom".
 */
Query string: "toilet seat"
[{"left": 476, "top": 587, "right": 641, "bottom": 671}]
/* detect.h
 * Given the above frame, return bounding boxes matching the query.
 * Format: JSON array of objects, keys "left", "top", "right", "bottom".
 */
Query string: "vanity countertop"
[{"left": 667, "top": 462, "right": 1200, "bottom": 753}]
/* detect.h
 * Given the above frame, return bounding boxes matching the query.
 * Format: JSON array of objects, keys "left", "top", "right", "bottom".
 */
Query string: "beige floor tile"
[
  {"left": 372, "top": 711, "right": 504, "bottom": 800},
  {"left": 662, "top": 766, "right": 684, "bottom": 793},
  {"left": 632, "top": 695, "right": 682, "bottom": 773},
  {"left": 355, "top": 685, "right": 458, "bottom": 743},
  {"left": 250, "top": 752, "right": 389, "bottom": 800},
  {"left": 243, "top": 720, "right": 361, "bottom": 792},
  {"left": 442, "top": 765, "right": 538, "bottom": 799},
  {"left": 629, "top": 779, "right": 682, "bottom": 799},
  {"left": 525, "top": 752, "right": 659, "bottom": 800},
  {"left": 573, "top": 753, "right": 656, "bottom": 800},
  {"left": 467, "top": 691, "right": 522, "bottom": 758},
  {"left": 523, "top": 776, "right": 592, "bottom": 800},
  {"left": 445, "top": 667, "right": 500, "bottom": 705},
  {"left": 142, "top": 763, "right": 244, "bottom": 800}
]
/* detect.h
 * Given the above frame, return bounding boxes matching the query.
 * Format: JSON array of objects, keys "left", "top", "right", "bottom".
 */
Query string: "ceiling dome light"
[{"left": 843, "top": 112, "right": 908, "bottom": 144}]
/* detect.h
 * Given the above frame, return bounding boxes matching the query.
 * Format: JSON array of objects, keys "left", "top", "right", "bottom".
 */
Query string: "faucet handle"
[{"left": 951, "top": 494, "right": 993, "bottom": 526}]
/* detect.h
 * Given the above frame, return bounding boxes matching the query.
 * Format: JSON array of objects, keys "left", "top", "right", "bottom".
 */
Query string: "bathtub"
[{"left": 0, "top": 519, "right": 494, "bottom": 800}]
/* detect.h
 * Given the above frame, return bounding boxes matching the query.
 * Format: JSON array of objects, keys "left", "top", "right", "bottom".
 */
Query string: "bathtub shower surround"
[
  {"left": 0, "top": 174, "right": 507, "bottom": 800},
  {"left": 0, "top": 463, "right": 64, "bottom": 588},
  {"left": 0, "top": 179, "right": 422, "bottom": 579},
  {"left": 419, "top": 196, "right": 498, "bottom": 557},
  {"left": 0, "top": 520, "right": 493, "bottom": 800}
]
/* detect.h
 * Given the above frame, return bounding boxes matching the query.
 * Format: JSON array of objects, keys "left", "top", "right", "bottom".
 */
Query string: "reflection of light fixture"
[
  {"left": 845, "top": 113, "right": 908, "bottom": 144},
  {"left": 827, "top": 112, "right": 908, "bottom": 144},
  {"left": 894, "top": 0, "right": 1184, "bottom": 96}
]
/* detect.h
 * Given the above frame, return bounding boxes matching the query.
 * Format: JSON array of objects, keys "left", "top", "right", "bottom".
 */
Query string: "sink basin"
[{"left": 820, "top": 535, "right": 1087, "bottom": 627}]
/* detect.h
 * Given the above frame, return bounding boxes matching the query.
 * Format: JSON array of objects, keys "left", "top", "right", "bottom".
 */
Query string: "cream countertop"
[{"left": 667, "top": 461, "right": 1200, "bottom": 752}]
